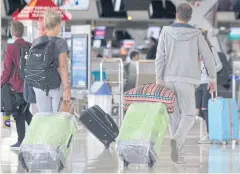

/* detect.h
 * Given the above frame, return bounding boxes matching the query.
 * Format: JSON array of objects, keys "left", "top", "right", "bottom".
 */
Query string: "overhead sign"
[{"left": 12, "top": 0, "right": 69, "bottom": 21}]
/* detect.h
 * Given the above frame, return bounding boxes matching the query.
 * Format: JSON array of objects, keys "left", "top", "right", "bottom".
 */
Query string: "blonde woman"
[{"left": 29, "top": 9, "right": 70, "bottom": 112}]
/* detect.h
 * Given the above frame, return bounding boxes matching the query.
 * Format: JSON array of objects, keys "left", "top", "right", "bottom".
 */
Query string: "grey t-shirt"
[{"left": 32, "top": 36, "right": 69, "bottom": 65}]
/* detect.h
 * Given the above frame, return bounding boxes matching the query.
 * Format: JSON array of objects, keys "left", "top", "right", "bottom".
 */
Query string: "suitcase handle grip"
[{"left": 58, "top": 97, "right": 76, "bottom": 112}]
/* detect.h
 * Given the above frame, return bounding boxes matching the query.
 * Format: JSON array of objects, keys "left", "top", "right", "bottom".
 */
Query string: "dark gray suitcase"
[{"left": 79, "top": 105, "right": 119, "bottom": 149}]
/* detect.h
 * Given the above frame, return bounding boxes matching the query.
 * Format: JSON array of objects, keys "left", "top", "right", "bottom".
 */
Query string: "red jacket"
[{"left": 1, "top": 38, "right": 31, "bottom": 93}]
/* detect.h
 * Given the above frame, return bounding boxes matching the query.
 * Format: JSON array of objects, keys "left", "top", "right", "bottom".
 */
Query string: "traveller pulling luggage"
[
  {"left": 116, "top": 103, "right": 169, "bottom": 167},
  {"left": 208, "top": 74, "right": 239, "bottom": 145},
  {"left": 18, "top": 97, "right": 78, "bottom": 172}
]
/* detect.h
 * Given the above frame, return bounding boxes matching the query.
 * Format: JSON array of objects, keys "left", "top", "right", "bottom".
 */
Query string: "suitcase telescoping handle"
[
  {"left": 213, "top": 75, "right": 237, "bottom": 99},
  {"left": 232, "top": 74, "right": 236, "bottom": 99}
]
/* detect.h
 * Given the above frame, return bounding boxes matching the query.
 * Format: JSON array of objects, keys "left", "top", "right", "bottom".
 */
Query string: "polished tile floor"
[{"left": 0, "top": 119, "right": 239, "bottom": 173}]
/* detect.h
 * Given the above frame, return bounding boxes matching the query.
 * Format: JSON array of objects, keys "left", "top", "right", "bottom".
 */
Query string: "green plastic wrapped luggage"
[
  {"left": 116, "top": 103, "right": 169, "bottom": 167},
  {"left": 19, "top": 112, "right": 77, "bottom": 172}
]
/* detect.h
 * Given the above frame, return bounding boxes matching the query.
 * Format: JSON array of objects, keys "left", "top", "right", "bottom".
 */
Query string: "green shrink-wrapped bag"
[{"left": 116, "top": 103, "right": 169, "bottom": 166}]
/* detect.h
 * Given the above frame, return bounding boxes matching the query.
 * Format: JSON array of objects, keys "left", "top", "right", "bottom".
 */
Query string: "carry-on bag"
[
  {"left": 208, "top": 75, "right": 239, "bottom": 144},
  {"left": 116, "top": 103, "right": 169, "bottom": 167},
  {"left": 79, "top": 105, "right": 119, "bottom": 149},
  {"left": 18, "top": 98, "right": 77, "bottom": 172},
  {"left": 208, "top": 145, "right": 239, "bottom": 173}
]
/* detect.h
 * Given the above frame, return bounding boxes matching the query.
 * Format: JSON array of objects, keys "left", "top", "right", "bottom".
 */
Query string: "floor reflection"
[{"left": 0, "top": 121, "right": 239, "bottom": 173}]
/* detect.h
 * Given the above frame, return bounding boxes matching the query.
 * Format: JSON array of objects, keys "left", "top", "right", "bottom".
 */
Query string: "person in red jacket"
[{"left": 1, "top": 21, "right": 32, "bottom": 150}]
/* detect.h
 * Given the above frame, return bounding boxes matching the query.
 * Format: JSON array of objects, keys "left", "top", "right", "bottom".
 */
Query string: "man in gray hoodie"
[{"left": 155, "top": 3, "right": 216, "bottom": 164}]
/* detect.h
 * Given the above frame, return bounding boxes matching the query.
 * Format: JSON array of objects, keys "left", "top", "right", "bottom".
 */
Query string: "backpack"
[
  {"left": 24, "top": 36, "right": 61, "bottom": 94},
  {"left": 14, "top": 43, "right": 31, "bottom": 80},
  {"left": 217, "top": 52, "right": 230, "bottom": 85}
]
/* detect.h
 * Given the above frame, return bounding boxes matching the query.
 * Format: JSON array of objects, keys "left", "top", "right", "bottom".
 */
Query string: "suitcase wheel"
[
  {"left": 104, "top": 141, "right": 111, "bottom": 149},
  {"left": 148, "top": 157, "right": 154, "bottom": 168},
  {"left": 221, "top": 141, "right": 227, "bottom": 145},
  {"left": 123, "top": 160, "right": 129, "bottom": 167},
  {"left": 104, "top": 144, "right": 110, "bottom": 149}
]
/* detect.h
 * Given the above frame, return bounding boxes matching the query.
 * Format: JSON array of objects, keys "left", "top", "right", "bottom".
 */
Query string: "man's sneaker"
[
  {"left": 10, "top": 142, "right": 21, "bottom": 151},
  {"left": 170, "top": 139, "right": 178, "bottom": 162},
  {"left": 198, "top": 135, "right": 211, "bottom": 144}
]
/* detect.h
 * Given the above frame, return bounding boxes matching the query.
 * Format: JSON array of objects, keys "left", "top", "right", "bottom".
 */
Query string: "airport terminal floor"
[{"left": 0, "top": 118, "right": 239, "bottom": 173}]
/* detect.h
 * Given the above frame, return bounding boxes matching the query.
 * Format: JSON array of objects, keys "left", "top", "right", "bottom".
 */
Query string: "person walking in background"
[
  {"left": 26, "top": 9, "right": 70, "bottom": 112},
  {"left": 146, "top": 37, "right": 157, "bottom": 60},
  {"left": 124, "top": 50, "right": 140, "bottom": 92},
  {"left": 196, "top": 30, "right": 223, "bottom": 144},
  {"left": 1, "top": 21, "right": 32, "bottom": 150},
  {"left": 155, "top": 3, "right": 216, "bottom": 164}
]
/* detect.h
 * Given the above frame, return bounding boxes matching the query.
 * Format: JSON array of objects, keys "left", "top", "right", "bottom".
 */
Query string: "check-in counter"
[
  {"left": 90, "top": 58, "right": 238, "bottom": 102},
  {"left": 91, "top": 58, "right": 156, "bottom": 85}
]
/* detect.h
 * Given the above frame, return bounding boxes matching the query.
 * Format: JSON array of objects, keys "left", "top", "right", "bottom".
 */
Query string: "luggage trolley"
[{"left": 100, "top": 58, "right": 124, "bottom": 127}]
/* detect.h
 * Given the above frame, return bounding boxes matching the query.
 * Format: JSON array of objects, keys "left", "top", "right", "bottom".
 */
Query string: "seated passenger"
[
  {"left": 29, "top": 10, "right": 70, "bottom": 112},
  {"left": 196, "top": 29, "right": 223, "bottom": 144},
  {"left": 124, "top": 50, "right": 140, "bottom": 92}
]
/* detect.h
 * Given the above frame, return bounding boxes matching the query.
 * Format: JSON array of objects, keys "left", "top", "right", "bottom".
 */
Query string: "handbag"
[
  {"left": 1, "top": 84, "right": 14, "bottom": 113},
  {"left": 23, "top": 82, "right": 36, "bottom": 104}
]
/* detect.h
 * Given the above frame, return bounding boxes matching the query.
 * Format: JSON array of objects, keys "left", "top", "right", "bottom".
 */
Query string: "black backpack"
[
  {"left": 24, "top": 36, "right": 61, "bottom": 94},
  {"left": 14, "top": 43, "right": 31, "bottom": 80},
  {"left": 217, "top": 52, "right": 230, "bottom": 85}
]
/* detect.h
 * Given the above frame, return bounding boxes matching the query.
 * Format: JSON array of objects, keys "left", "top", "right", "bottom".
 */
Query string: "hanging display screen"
[
  {"left": 59, "top": 0, "right": 90, "bottom": 10},
  {"left": 71, "top": 34, "right": 88, "bottom": 89}
]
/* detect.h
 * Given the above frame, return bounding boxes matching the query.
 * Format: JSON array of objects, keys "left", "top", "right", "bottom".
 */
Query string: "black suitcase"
[{"left": 79, "top": 105, "right": 119, "bottom": 149}]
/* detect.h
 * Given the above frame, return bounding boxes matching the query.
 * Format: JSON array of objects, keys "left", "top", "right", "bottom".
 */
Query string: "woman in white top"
[{"left": 196, "top": 30, "right": 223, "bottom": 144}]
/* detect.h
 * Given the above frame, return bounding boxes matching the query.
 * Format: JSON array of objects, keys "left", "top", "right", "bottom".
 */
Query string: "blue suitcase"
[
  {"left": 208, "top": 76, "right": 239, "bottom": 144},
  {"left": 208, "top": 145, "right": 239, "bottom": 173}
]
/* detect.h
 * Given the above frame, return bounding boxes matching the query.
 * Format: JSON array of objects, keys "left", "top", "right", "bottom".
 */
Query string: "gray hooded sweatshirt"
[{"left": 155, "top": 23, "right": 216, "bottom": 86}]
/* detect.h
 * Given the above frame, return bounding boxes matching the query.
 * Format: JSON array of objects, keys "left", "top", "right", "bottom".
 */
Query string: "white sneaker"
[{"left": 198, "top": 135, "right": 211, "bottom": 144}]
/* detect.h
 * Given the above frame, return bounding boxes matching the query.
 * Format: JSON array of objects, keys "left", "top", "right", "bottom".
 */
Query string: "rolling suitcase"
[
  {"left": 19, "top": 112, "right": 77, "bottom": 172},
  {"left": 18, "top": 98, "right": 77, "bottom": 172},
  {"left": 116, "top": 103, "right": 169, "bottom": 167},
  {"left": 208, "top": 75, "right": 239, "bottom": 144},
  {"left": 79, "top": 105, "right": 119, "bottom": 149}
]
